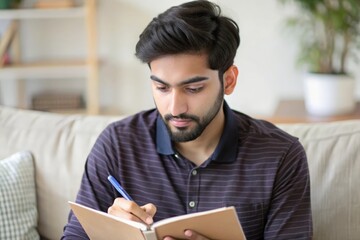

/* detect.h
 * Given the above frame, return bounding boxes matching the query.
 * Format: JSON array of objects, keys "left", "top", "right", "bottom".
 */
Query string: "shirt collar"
[{"left": 156, "top": 101, "right": 238, "bottom": 163}]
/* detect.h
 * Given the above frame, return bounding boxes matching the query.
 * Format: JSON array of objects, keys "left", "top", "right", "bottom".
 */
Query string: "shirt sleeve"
[
  {"left": 61, "top": 125, "right": 119, "bottom": 239},
  {"left": 264, "top": 140, "right": 313, "bottom": 239}
]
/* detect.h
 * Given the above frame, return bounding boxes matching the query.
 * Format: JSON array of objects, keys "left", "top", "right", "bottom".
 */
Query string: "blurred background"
[{"left": 0, "top": 0, "right": 359, "bottom": 119}]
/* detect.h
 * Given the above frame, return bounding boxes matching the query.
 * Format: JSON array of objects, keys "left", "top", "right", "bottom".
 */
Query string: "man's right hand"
[{"left": 107, "top": 197, "right": 156, "bottom": 225}]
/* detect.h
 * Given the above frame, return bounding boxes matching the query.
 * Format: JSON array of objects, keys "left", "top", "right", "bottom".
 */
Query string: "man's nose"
[{"left": 169, "top": 90, "right": 187, "bottom": 117}]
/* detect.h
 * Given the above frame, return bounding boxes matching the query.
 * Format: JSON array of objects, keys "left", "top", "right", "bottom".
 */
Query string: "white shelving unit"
[
  {"left": 0, "top": 0, "right": 99, "bottom": 114},
  {"left": 0, "top": 6, "right": 85, "bottom": 19}
]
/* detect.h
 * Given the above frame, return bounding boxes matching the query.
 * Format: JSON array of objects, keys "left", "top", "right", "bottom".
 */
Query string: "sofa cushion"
[
  {"left": 0, "top": 106, "right": 122, "bottom": 239},
  {"left": 278, "top": 120, "right": 360, "bottom": 240},
  {"left": 0, "top": 151, "right": 39, "bottom": 240}
]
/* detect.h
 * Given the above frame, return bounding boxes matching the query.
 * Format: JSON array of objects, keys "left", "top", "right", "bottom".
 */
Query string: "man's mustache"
[{"left": 164, "top": 114, "right": 199, "bottom": 122}]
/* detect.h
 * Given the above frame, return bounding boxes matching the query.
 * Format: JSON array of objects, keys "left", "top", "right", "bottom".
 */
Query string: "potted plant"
[
  {"left": 279, "top": 0, "right": 360, "bottom": 116},
  {"left": 0, "top": 0, "right": 22, "bottom": 9}
]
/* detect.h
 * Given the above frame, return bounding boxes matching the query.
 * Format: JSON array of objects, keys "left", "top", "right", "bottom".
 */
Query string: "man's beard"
[{"left": 163, "top": 87, "right": 224, "bottom": 142}]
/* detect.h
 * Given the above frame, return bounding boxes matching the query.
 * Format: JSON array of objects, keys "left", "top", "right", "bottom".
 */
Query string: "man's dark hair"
[{"left": 135, "top": 0, "right": 240, "bottom": 76}]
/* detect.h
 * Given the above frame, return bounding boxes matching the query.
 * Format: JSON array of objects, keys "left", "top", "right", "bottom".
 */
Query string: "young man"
[{"left": 62, "top": 1, "right": 312, "bottom": 239}]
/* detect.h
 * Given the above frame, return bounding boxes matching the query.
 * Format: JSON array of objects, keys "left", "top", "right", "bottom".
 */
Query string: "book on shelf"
[
  {"left": 0, "top": 20, "right": 17, "bottom": 67},
  {"left": 34, "top": 0, "right": 75, "bottom": 9},
  {"left": 32, "top": 92, "right": 84, "bottom": 111},
  {"left": 69, "top": 201, "right": 246, "bottom": 240}
]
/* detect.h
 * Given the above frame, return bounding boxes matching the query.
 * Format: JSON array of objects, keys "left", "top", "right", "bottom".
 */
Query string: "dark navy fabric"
[{"left": 62, "top": 103, "right": 312, "bottom": 239}]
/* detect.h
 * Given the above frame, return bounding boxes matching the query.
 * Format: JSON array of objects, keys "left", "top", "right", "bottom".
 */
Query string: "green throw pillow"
[{"left": 0, "top": 151, "right": 39, "bottom": 240}]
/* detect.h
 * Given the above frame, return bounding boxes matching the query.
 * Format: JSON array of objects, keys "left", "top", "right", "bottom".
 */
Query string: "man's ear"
[{"left": 223, "top": 65, "right": 238, "bottom": 95}]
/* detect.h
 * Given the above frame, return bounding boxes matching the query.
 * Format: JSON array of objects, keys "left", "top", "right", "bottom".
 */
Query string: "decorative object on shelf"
[
  {"left": 304, "top": 73, "right": 356, "bottom": 116},
  {"left": 279, "top": 0, "right": 360, "bottom": 116},
  {"left": 32, "top": 92, "right": 84, "bottom": 112},
  {"left": 0, "top": 0, "right": 22, "bottom": 9},
  {"left": 0, "top": 0, "right": 11, "bottom": 9},
  {"left": 0, "top": 21, "right": 18, "bottom": 67},
  {"left": 34, "top": 0, "right": 75, "bottom": 9}
]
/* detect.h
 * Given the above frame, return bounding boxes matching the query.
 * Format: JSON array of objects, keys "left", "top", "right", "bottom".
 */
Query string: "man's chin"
[
  {"left": 170, "top": 130, "right": 200, "bottom": 142},
  {"left": 171, "top": 136, "right": 194, "bottom": 143}
]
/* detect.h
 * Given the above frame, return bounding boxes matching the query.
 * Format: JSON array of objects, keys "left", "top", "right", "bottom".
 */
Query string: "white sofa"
[{"left": 0, "top": 106, "right": 359, "bottom": 240}]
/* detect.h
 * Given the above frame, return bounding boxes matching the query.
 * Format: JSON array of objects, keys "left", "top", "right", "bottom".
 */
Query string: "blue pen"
[{"left": 107, "top": 175, "right": 134, "bottom": 201}]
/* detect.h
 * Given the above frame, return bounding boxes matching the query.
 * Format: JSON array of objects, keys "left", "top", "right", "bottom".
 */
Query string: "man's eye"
[
  {"left": 156, "top": 86, "right": 169, "bottom": 92},
  {"left": 186, "top": 87, "right": 203, "bottom": 93}
]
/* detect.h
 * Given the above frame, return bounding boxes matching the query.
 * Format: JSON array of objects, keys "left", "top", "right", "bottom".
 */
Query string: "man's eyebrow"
[
  {"left": 150, "top": 75, "right": 209, "bottom": 86},
  {"left": 150, "top": 75, "right": 168, "bottom": 86}
]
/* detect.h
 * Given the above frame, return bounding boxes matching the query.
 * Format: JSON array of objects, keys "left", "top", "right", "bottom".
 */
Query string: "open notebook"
[{"left": 69, "top": 201, "right": 246, "bottom": 240}]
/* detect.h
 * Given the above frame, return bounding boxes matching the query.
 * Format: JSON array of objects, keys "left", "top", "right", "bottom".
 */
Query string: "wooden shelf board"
[
  {"left": 43, "top": 108, "right": 87, "bottom": 115},
  {"left": 0, "top": 61, "right": 88, "bottom": 79},
  {"left": 270, "top": 99, "right": 360, "bottom": 123},
  {"left": 34, "top": 107, "right": 121, "bottom": 116},
  {"left": 0, "top": 7, "right": 85, "bottom": 19}
]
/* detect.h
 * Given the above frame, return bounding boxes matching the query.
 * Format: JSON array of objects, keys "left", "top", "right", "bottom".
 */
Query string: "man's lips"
[{"left": 169, "top": 118, "right": 192, "bottom": 128}]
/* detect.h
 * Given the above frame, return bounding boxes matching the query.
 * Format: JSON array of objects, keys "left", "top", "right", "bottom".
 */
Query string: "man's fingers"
[
  {"left": 141, "top": 203, "right": 157, "bottom": 218},
  {"left": 107, "top": 198, "right": 140, "bottom": 222},
  {"left": 107, "top": 198, "right": 154, "bottom": 224},
  {"left": 184, "top": 230, "right": 209, "bottom": 240},
  {"left": 162, "top": 230, "right": 209, "bottom": 240}
]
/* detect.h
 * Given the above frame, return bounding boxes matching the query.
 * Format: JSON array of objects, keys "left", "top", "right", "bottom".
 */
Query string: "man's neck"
[{"left": 174, "top": 109, "right": 225, "bottom": 166}]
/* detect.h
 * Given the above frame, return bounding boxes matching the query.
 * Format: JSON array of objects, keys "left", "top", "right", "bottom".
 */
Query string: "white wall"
[
  {"left": 97, "top": 0, "right": 304, "bottom": 116},
  {"left": 1, "top": 0, "right": 359, "bottom": 116}
]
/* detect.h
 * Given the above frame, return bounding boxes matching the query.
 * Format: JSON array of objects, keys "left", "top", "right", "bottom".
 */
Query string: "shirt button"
[
  {"left": 174, "top": 154, "right": 179, "bottom": 159},
  {"left": 189, "top": 201, "right": 196, "bottom": 208},
  {"left": 192, "top": 169, "right": 197, "bottom": 176}
]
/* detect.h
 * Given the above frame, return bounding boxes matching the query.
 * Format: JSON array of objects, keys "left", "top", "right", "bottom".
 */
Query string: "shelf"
[
  {"left": 269, "top": 99, "right": 360, "bottom": 123},
  {"left": 0, "top": 7, "right": 85, "bottom": 19},
  {"left": 39, "top": 107, "right": 122, "bottom": 116},
  {"left": 0, "top": 61, "right": 88, "bottom": 79},
  {"left": 46, "top": 108, "right": 88, "bottom": 114},
  {"left": 0, "top": 0, "right": 99, "bottom": 115}
]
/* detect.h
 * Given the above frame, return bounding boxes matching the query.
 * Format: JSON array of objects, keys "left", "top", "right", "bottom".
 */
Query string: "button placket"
[{"left": 187, "top": 168, "right": 200, "bottom": 212}]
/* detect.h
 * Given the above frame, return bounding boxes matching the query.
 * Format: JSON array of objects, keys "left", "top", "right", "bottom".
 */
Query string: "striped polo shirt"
[{"left": 62, "top": 102, "right": 312, "bottom": 239}]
